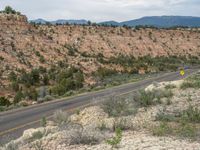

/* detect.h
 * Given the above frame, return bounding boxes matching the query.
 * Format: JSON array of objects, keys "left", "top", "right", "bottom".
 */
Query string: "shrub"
[
  {"left": 14, "top": 91, "right": 24, "bottom": 104},
  {"left": 106, "top": 128, "right": 122, "bottom": 148},
  {"left": 3, "top": 6, "right": 20, "bottom": 15},
  {"left": 180, "top": 75, "right": 200, "bottom": 89},
  {"left": 135, "top": 89, "right": 173, "bottom": 107},
  {"left": 39, "top": 55, "right": 45, "bottom": 63},
  {"left": 180, "top": 82, "right": 196, "bottom": 89},
  {"left": 11, "top": 81, "right": 19, "bottom": 92},
  {"left": 180, "top": 106, "right": 200, "bottom": 123},
  {"left": 4, "top": 141, "right": 19, "bottom": 150},
  {"left": 112, "top": 118, "right": 133, "bottom": 131},
  {"left": 53, "top": 110, "right": 70, "bottom": 125},
  {"left": 165, "top": 84, "right": 176, "bottom": 89},
  {"left": 0, "top": 97, "right": 11, "bottom": 106},
  {"left": 69, "top": 124, "right": 100, "bottom": 145},
  {"left": 152, "top": 122, "right": 172, "bottom": 136},
  {"left": 95, "top": 67, "right": 117, "bottom": 79},
  {"left": 101, "top": 95, "right": 136, "bottom": 117},
  {"left": 156, "top": 111, "right": 177, "bottom": 122},
  {"left": 41, "top": 117, "right": 47, "bottom": 127},
  {"left": 153, "top": 121, "right": 198, "bottom": 139},
  {"left": 135, "top": 90, "right": 156, "bottom": 107},
  {"left": 8, "top": 71, "right": 17, "bottom": 82},
  {"left": 29, "top": 131, "right": 44, "bottom": 141}
]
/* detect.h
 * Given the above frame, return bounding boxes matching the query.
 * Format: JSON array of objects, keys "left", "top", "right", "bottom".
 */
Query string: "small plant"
[
  {"left": 113, "top": 118, "right": 132, "bottom": 131},
  {"left": 32, "top": 140, "right": 43, "bottom": 150},
  {"left": 53, "top": 110, "right": 69, "bottom": 125},
  {"left": 180, "top": 82, "right": 195, "bottom": 90},
  {"left": 101, "top": 95, "right": 136, "bottom": 117},
  {"left": 180, "top": 106, "right": 200, "bottom": 123},
  {"left": 152, "top": 122, "right": 171, "bottom": 136},
  {"left": 4, "top": 141, "right": 18, "bottom": 150},
  {"left": 135, "top": 89, "right": 173, "bottom": 107},
  {"left": 0, "top": 97, "right": 11, "bottom": 106},
  {"left": 156, "top": 111, "right": 176, "bottom": 122},
  {"left": 69, "top": 124, "right": 100, "bottom": 145},
  {"left": 106, "top": 128, "right": 122, "bottom": 148},
  {"left": 98, "top": 121, "right": 107, "bottom": 131},
  {"left": 135, "top": 90, "right": 156, "bottom": 107},
  {"left": 28, "top": 131, "right": 44, "bottom": 142},
  {"left": 40, "top": 117, "right": 47, "bottom": 127},
  {"left": 165, "top": 84, "right": 176, "bottom": 89},
  {"left": 75, "top": 109, "right": 80, "bottom": 115}
]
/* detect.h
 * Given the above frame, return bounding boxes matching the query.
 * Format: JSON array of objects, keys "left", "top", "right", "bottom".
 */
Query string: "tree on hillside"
[{"left": 2, "top": 6, "right": 21, "bottom": 15}]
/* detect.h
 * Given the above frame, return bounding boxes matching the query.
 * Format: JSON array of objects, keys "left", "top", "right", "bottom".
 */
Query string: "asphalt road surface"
[{"left": 0, "top": 68, "right": 199, "bottom": 145}]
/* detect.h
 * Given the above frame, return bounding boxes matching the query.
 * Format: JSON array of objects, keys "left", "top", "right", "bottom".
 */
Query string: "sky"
[{"left": 0, "top": 0, "right": 200, "bottom": 22}]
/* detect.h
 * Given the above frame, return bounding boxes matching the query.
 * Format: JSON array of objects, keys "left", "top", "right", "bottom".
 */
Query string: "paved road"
[{"left": 0, "top": 68, "right": 199, "bottom": 145}]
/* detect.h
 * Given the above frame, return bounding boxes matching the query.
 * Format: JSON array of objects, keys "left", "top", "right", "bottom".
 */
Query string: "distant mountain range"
[
  {"left": 30, "top": 16, "right": 200, "bottom": 27},
  {"left": 30, "top": 18, "right": 88, "bottom": 25}
]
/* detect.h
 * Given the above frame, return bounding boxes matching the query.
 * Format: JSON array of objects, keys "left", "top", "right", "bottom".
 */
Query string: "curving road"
[{"left": 0, "top": 68, "right": 199, "bottom": 145}]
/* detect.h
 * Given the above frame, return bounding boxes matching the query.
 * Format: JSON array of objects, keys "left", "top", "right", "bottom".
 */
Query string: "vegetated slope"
[{"left": 0, "top": 13, "right": 200, "bottom": 103}]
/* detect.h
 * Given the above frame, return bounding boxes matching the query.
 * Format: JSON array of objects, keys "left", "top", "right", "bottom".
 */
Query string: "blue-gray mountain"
[
  {"left": 30, "top": 16, "right": 200, "bottom": 27},
  {"left": 30, "top": 18, "right": 88, "bottom": 25}
]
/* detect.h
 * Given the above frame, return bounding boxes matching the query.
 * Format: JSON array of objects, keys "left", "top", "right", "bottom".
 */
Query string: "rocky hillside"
[
  {"left": 1, "top": 13, "right": 200, "bottom": 77},
  {"left": 0, "top": 13, "right": 200, "bottom": 106},
  {"left": 2, "top": 74, "right": 200, "bottom": 149}
]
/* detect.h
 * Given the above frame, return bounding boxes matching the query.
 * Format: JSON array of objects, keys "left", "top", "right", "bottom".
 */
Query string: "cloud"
[{"left": 0, "top": 0, "right": 199, "bottom": 22}]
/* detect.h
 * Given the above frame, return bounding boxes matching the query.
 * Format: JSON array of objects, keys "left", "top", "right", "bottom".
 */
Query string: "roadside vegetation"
[
  {"left": 1, "top": 54, "right": 199, "bottom": 112},
  {"left": 153, "top": 105, "right": 200, "bottom": 139},
  {"left": 180, "top": 74, "right": 200, "bottom": 89},
  {"left": 1, "top": 6, "right": 200, "bottom": 112},
  {"left": 3, "top": 74, "right": 200, "bottom": 149}
]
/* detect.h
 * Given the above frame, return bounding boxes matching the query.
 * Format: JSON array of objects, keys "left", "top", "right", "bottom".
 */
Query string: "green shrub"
[
  {"left": 95, "top": 67, "right": 117, "bottom": 79},
  {"left": 14, "top": 91, "right": 24, "bottom": 104},
  {"left": 156, "top": 112, "right": 177, "bottom": 122},
  {"left": 135, "top": 90, "right": 156, "bottom": 107},
  {"left": 52, "top": 67, "right": 84, "bottom": 96},
  {"left": 101, "top": 95, "right": 136, "bottom": 117},
  {"left": 180, "top": 82, "right": 196, "bottom": 89},
  {"left": 0, "top": 97, "right": 11, "bottom": 106},
  {"left": 135, "top": 89, "right": 173, "bottom": 107},
  {"left": 153, "top": 121, "right": 198, "bottom": 139},
  {"left": 180, "top": 106, "right": 200, "bottom": 123},
  {"left": 153, "top": 122, "right": 171, "bottom": 136},
  {"left": 41, "top": 117, "right": 47, "bottom": 127},
  {"left": 112, "top": 118, "right": 132, "bottom": 131},
  {"left": 8, "top": 71, "right": 17, "bottom": 82},
  {"left": 165, "top": 84, "right": 176, "bottom": 89},
  {"left": 3, "top": 6, "right": 21, "bottom": 15},
  {"left": 30, "top": 131, "right": 43, "bottom": 141},
  {"left": 106, "top": 128, "right": 122, "bottom": 148}
]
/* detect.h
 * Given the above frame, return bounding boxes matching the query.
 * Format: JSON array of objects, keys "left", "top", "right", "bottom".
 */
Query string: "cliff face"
[{"left": 0, "top": 14, "right": 200, "bottom": 86}]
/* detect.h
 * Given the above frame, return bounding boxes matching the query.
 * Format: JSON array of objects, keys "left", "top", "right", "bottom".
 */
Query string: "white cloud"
[{"left": 0, "top": 0, "right": 199, "bottom": 22}]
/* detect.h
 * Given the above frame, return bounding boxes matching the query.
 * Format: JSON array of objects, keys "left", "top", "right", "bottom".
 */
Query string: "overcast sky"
[{"left": 0, "top": 0, "right": 200, "bottom": 22}]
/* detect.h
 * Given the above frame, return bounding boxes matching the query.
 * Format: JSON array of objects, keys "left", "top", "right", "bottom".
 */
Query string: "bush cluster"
[{"left": 51, "top": 66, "right": 84, "bottom": 96}]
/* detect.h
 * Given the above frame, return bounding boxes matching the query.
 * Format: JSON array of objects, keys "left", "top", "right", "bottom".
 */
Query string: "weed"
[
  {"left": 106, "top": 128, "right": 122, "bottom": 148},
  {"left": 101, "top": 95, "right": 136, "bottom": 117},
  {"left": 165, "top": 84, "right": 176, "bottom": 89},
  {"left": 40, "top": 117, "right": 47, "bottom": 127},
  {"left": 53, "top": 110, "right": 70, "bottom": 125}
]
